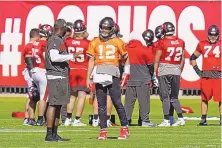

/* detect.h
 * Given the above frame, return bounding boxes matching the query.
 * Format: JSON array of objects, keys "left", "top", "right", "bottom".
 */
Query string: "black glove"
[{"left": 193, "top": 65, "right": 202, "bottom": 77}]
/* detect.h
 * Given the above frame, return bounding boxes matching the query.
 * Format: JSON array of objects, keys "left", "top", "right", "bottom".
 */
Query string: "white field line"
[{"left": 0, "top": 129, "right": 91, "bottom": 133}]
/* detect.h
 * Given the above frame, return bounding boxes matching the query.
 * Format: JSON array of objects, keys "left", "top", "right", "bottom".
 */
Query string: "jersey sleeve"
[
  {"left": 24, "top": 44, "right": 33, "bottom": 56},
  {"left": 155, "top": 40, "right": 163, "bottom": 52},
  {"left": 195, "top": 42, "right": 202, "bottom": 53},
  {"left": 144, "top": 48, "right": 154, "bottom": 64},
  {"left": 86, "top": 39, "right": 96, "bottom": 57},
  {"left": 117, "top": 38, "right": 127, "bottom": 57}
]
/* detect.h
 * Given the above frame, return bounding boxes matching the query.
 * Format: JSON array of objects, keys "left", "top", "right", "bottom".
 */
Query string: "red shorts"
[
  {"left": 201, "top": 78, "right": 221, "bottom": 102},
  {"left": 69, "top": 69, "right": 89, "bottom": 93}
]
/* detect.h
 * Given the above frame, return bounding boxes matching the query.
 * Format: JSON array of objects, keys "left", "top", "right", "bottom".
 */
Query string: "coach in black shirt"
[{"left": 44, "top": 19, "right": 81, "bottom": 142}]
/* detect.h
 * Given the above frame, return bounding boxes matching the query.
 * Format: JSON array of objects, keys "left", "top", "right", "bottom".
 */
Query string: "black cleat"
[
  {"left": 36, "top": 119, "right": 45, "bottom": 126},
  {"left": 54, "top": 134, "right": 70, "bottom": 142},
  {"left": 220, "top": 121, "right": 222, "bottom": 126},
  {"left": 197, "top": 119, "right": 208, "bottom": 126},
  {"left": 45, "top": 135, "right": 58, "bottom": 142}
]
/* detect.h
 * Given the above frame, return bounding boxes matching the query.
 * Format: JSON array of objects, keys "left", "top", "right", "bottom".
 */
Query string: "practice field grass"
[{"left": 0, "top": 97, "right": 221, "bottom": 148}]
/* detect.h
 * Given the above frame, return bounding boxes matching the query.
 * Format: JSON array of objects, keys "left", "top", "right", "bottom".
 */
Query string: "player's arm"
[
  {"left": 154, "top": 50, "right": 162, "bottom": 74},
  {"left": 49, "top": 40, "right": 81, "bottom": 62},
  {"left": 190, "top": 43, "right": 202, "bottom": 77},
  {"left": 24, "top": 46, "right": 34, "bottom": 71},
  {"left": 180, "top": 51, "right": 185, "bottom": 71},
  {"left": 86, "top": 40, "right": 96, "bottom": 88}
]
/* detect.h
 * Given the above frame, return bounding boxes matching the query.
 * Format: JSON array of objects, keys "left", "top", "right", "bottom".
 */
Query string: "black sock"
[
  {"left": 67, "top": 113, "right": 72, "bottom": 119},
  {"left": 201, "top": 114, "right": 207, "bottom": 120},
  {"left": 47, "top": 128, "right": 53, "bottom": 136},
  {"left": 177, "top": 113, "right": 183, "bottom": 118},
  {"left": 53, "top": 126, "right": 58, "bottom": 136},
  {"left": 220, "top": 115, "right": 222, "bottom": 121},
  {"left": 94, "top": 114, "right": 99, "bottom": 120},
  {"left": 38, "top": 116, "right": 44, "bottom": 121},
  {"left": 107, "top": 115, "right": 110, "bottom": 120},
  {"left": 164, "top": 115, "right": 169, "bottom": 120},
  {"left": 75, "top": 116, "right": 80, "bottom": 120}
]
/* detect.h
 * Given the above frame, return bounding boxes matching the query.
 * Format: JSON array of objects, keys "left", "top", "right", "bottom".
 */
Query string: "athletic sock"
[
  {"left": 94, "top": 114, "right": 99, "bottom": 120},
  {"left": 53, "top": 126, "right": 58, "bottom": 136},
  {"left": 75, "top": 116, "right": 80, "bottom": 120},
  {"left": 107, "top": 115, "right": 110, "bottom": 120},
  {"left": 201, "top": 114, "right": 207, "bottom": 120},
  {"left": 164, "top": 115, "right": 169, "bottom": 120},
  {"left": 177, "top": 113, "right": 183, "bottom": 118},
  {"left": 47, "top": 128, "right": 53, "bottom": 136},
  {"left": 38, "top": 116, "right": 44, "bottom": 121},
  {"left": 67, "top": 113, "right": 72, "bottom": 119}
]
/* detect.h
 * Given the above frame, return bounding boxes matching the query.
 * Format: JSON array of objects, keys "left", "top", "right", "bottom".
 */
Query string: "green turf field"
[{"left": 0, "top": 97, "right": 221, "bottom": 148}]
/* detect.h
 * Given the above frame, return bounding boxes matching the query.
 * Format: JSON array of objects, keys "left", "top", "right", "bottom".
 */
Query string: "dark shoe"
[
  {"left": 36, "top": 119, "right": 45, "bottom": 126},
  {"left": 197, "top": 119, "right": 208, "bottom": 126},
  {"left": 45, "top": 135, "right": 58, "bottom": 142},
  {"left": 28, "top": 119, "right": 37, "bottom": 126},
  {"left": 54, "top": 134, "right": 70, "bottom": 142}
]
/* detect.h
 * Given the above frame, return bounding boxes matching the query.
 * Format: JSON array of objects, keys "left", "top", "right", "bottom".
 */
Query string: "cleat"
[
  {"left": 64, "top": 118, "right": 73, "bottom": 126},
  {"left": 198, "top": 119, "right": 208, "bottom": 126},
  {"left": 23, "top": 118, "right": 29, "bottom": 126},
  {"left": 172, "top": 118, "right": 186, "bottom": 126},
  {"left": 54, "top": 134, "right": 70, "bottom": 142},
  {"left": 36, "top": 118, "right": 45, "bottom": 126},
  {"left": 45, "top": 134, "right": 58, "bottom": 142},
  {"left": 92, "top": 119, "right": 99, "bottom": 127},
  {"left": 98, "top": 129, "right": 107, "bottom": 140},
  {"left": 28, "top": 119, "right": 37, "bottom": 126},
  {"left": 158, "top": 119, "right": 171, "bottom": 127},
  {"left": 71, "top": 119, "right": 87, "bottom": 126},
  {"left": 118, "top": 127, "right": 129, "bottom": 140},
  {"left": 142, "top": 121, "right": 157, "bottom": 127}
]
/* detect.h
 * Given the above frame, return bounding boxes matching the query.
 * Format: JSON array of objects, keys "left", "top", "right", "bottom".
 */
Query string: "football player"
[
  {"left": 190, "top": 25, "right": 221, "bottom": 126},
  {"left": 22, "top": 28, "right": 40, "bottom": 125},
  {"left": 124, "top": 30, "right": 157, "bottom": 127},
  {"left": 31, "top": 24, "right": 53, "bottom": 126},
  {"left": 64, "top": 22, "right": 74, "bottom": 39},
  {"left": 86, "top": 17, "right": 129, "bottom": 140},
  {"left": 63, "top": 19, "right": 89, "bottom": 126},
  {"left": 154, "top": 25, "right": 175, "bottom": 125},
  {"left": 154, "top": 22, "right": 186, "bottom": 127}
]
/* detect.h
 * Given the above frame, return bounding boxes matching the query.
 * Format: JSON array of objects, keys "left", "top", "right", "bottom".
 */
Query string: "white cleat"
[
  {"left": 107, "top": 119, "right": 113, "bottom": 127},
  {"left": 71, "top": 119, "right": 87, "bottom": 126},
  {"left": 158, "top": 119, "right": 171, "bottom": 127},
  {"left": 92, "top": 119, "right": 99, "bottom": 127},
  {"left": 23, "top": 118, "right": 29, "bottom": 126},
  {"left": 64, "top": 118, "right": 73, "bottom": 126},
  {"left": 172, "top": 118, "right": 186, "bottom": 126}
]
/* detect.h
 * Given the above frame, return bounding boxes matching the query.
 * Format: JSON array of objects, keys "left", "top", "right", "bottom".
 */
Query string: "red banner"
[{"left": 0, "top": 1, "right": 221, "bottom": 88}]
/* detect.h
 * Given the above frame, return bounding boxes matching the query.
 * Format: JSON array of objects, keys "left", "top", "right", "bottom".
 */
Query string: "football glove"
[
  {"left": 120, "top": 73, "right": 130, "bottom": 88},
  {"left": 151, "top": 75, "right": 159, "bottom": 88}
]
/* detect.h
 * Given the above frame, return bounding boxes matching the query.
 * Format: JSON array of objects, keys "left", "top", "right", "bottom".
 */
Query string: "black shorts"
[{"left": 48, "top": 78, "right": 70, "bottom": 106}]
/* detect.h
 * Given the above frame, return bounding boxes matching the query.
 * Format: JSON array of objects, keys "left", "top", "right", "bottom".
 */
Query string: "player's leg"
[
  {"left": 72, "top": 90, "right": 87, "bottom": 126},
  {"left": 23, "top": 97, "right": 30, "bottom": 125},
  {"left": 64, "top": 93, "right": 77, "bottom": 126},
  {"left": 96, "top": 83, "right": 108, "bottom": 140},
  {"left": 106, "top": 93, "right": 113, "bottom": 126},
  {"left": 158, "top": 75, "right": 171, "bottom": 127},
  {"left": 212, "top": 78, "right": 222, "bottom": 125},
  {"left": 60, "top": 104, "right": 67, "bottom": 125},
  {"left": 64, "top": 70, "right": 76, "bottom": 126},
  {"left": 169, "top": 102, "right": 175, "bottom": 125},
  {"left": 109, "top": 77, "right": 129, "bottom": 140},
  {"left": 199, "top": 78, "right": 212, "bottom": 126},
  {"left": 137, "top": 84, "right": 156, "bottom": 127},
  {"left": 170, "top": 75, "right": 185, "bottom": 126},
  {"left": 34, "top": 70, "right": 48, "bottom": 126},
  {"left": 92, "top": 96, "right": 99, "bottom": 127},
  {"left": 124, "top": 85, "right": 137, "bottom": 125},
  {"left": 72, "top": 69, "right": 88, "bottom": 126}
]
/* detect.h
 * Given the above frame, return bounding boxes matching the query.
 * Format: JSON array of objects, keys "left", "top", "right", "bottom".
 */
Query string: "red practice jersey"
[
  {"left": 23, "top": 42, "right": 33, "bottom": 58},
  {"left": 157, "top": 36, "right": 185, "bottom": 65},
  {"left": 195, "top": 40, "right": 221, "bottom": 71},
  {"left": 32, "top": 40, "right": 47, "bottom": 69},
  {"left": 65, "top": 38, "right": 89, "bottom": 69}
]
